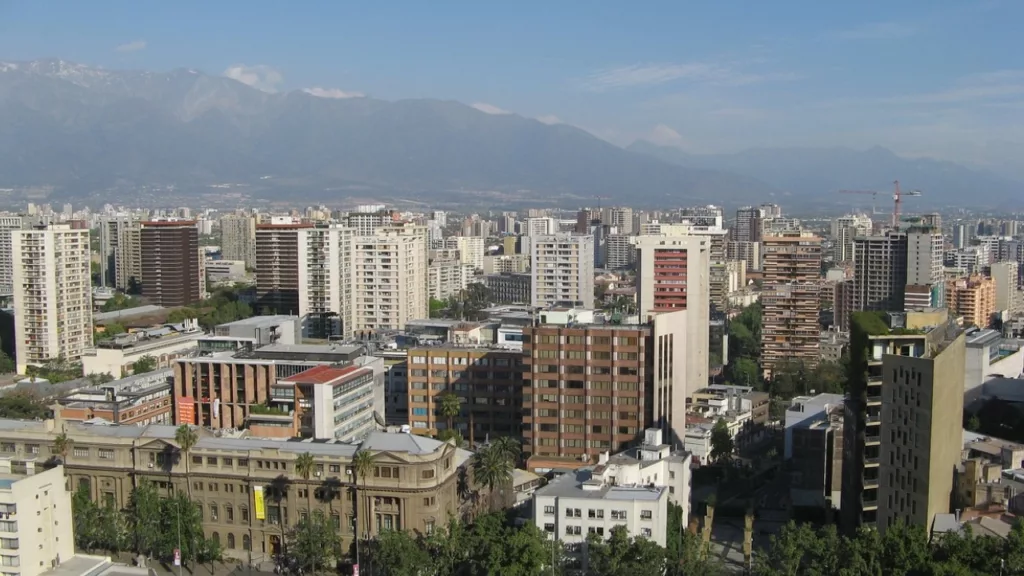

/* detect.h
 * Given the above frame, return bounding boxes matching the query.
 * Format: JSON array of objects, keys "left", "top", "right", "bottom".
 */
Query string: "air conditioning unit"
[{"left": 315, "top": 471, "right": 321, "bottom": 477}]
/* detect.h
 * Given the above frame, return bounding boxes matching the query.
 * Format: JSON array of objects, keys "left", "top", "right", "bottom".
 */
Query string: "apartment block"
[
  {"left": 853, "top": 231, "right": 908, "bottom": 315},
  {"left": 12, "top": 223, "right": 93, "bottom": 373},
  {"left": 732, "top": 206, "right": 763, "bottom": 243},
  {"left": 632, "top": 233, "right": 710, "bottom": 401},
  {"left": 115, "top": 220, "right": 142, "bottom": 292},
  {"left": 0, "top": 464, "right": 73, "bottom": 576},
  {"left": 832, "top": 214, "right": 872, "bottom": 264},
  {"left": 0, "top": 419, "right": 461, "bottom": 563},
  {"left": 483, "top": 272, "right": 532, "bottom": 304},
  {"left": 840, "top": 309, "right": 965, "bottom": 533},
  {"left": 483, "top": 254, "right": 530, "bottom": 274},
  {"left": 353, "top": 225, "right": 428, "bottom": 332},
  {"left": 428, "top": 258, "right": 475, "bottom": 301},
  {"left": 530, "top": 234, "right": 595, "bottom": 309},
  {"left": 946, "top": 275, "right": 996, "bottom": 328},
  {"left": 992, "top": 262, "right": 1020, "bottom": 313},
  {"left": 140, "top": 220, "right": 201, "bottom": 307},
  {"left": 0, "top": 215, "right": 23, "bottom": 295},
  {"left": 299, "top": 225, "right": 355, "bottom": 339},
  {"left": 906, "top": 229, "right": 945, "bottom": 307},
  {"left": 220, "top": 215, "right": 257, "bottom": 269},
  {"left": 255, "top": 223, "right": 309, "bottom": 316},
  {"left": 405, "top": 347, "right": 524, "bottom": 437},
  {"left": 760, "top": 232, "right": 822, "bottom": 377},
  {"left": 605, "top": 234, "right": 636, "bottom": 270}
]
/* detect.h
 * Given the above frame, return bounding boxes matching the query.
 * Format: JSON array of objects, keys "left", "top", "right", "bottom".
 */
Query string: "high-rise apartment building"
[
  {"left": 841, "top": 310, "right": 964, "bottom": 533},
  {"left": 530, "top": 234, "right": 595, "bottom": 308},
  {"left": 733, "top": 206, "right": 763, "bottom": 243},
  {"left": 952, "top": 223, "right": 968, "bottom": 250},
  {"left": 140, "top": 220, "right": 201, "bottom": 307},
  {"left": 832, "top": 214, "right": 872, "bottom": 263},
  {"left": 632, "top": 234, "right": 709, "bottom": 401},
  {"left": 115, "top": 220, "right": 142, "bottom": 292},
  {"left": 0, "top": 215, "right": 24, "bottom": 295},
  {"left": 346, "top": 209, "right": 396, "bottom": 235},
  {"left": 946, "top": 275, "right": 996, "bottom": 328},
  {"left": 853, "top": 231, "right": 909, "bottom": 315},
  {"left": 428, "top": 258, "right": 475, "bottom": 301},
  {"left": 255, "top": 223, "right": 309, "bottom": 316},
  {"left": 760, "top": 232, "right": 822, "bottom": 376},
  {"left": 905, "top": 228, "right": 945, "bottom": 308},
  {"left": 992, "top": 262, "right": 1020, "bottom": 313},
  {"left": 525, "top": 217, "right": 558, "bottom": 236},
  {"left": 220, "top": 214, "right": 257, "bottom": 269},
  {"left": 607, "top": 207, "right": 634, "bottom": 234},
  {"left": 353, "top": 225, "right": 428, "bottom": 332},
  {"left": 436, "top": 236, "right": 485, "bottom": 270},
  {"left": 12, "top": 223, "right": 92, "bottom": 373},
  {"left": 300, "top": 225, "right": 355, "bottom": 339},
  {"left": 605, "top": 234, "right": 636, "bottom": 270}
]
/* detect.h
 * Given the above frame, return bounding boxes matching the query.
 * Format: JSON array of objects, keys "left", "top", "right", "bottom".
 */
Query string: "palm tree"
[
  {"left": 295, "top": 452, "right": 316, "bottom": 517},
  {"left": 471, "top": 445, "right": 513, "bottom": 511},
  {"left": 52, "top": 431, "right": 71, "bottom": 464},
  {"left": 490, "top": 436, "right": 522, "bottom": 467},
  {"left": 351, "top": 449, "right": 375, "bottom": 569},
  {"left": 438, "top": 392, "right": 461, "bottom": 433},
  {"left": 175, "top": 424, "right": 198, "bottom": 498}
]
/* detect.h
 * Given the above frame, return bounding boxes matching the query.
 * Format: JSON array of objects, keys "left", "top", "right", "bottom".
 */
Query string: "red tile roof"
[{"left": 283, "top": 364, "right": 369, "bottom": 385}]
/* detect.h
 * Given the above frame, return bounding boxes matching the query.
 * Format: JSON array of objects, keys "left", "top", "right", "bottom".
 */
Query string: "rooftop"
[
  {"left": 217, "top": 315, "right": 299, "bottom": 328},
  {"left": 535, "top": 468, "right": 666, "bottom": 501},
  {"left": 93, "top": 305, "right": 167, "bottom": 323},
  {"left": 280, "top": 364, "right": 369, "bottom": 385}
]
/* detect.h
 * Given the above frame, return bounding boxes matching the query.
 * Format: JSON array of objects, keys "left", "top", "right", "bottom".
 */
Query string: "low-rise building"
[
  {"left": 214, "top": 315, "right": 301, "bottom": 347},
  {"left": 271, "top": 365, "right": 377, "bottom": 441},
  {"left": 964, "top": 328, "right": 1024, "bottom": 404},
  {"left": 81, "top": 319, "right": 203, "bottom": 377},
  {"left": 483, "top": 272, "right": 532, "bottom": 304},
  {"left": 0, "top": 462, "right": 74, "bottom": 576},
  {"left": 206, "top": 259, "right": 248, "bottom": 283},
  {"left": 55, "top": 368, "right": 173, "bottom": 426},
  {"left": 789, "top": 403, "right": 844, "bottom": 514}
]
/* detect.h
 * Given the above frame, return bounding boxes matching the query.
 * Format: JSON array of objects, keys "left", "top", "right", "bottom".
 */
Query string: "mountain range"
[{"left": 0, "top": 59, "right": 1019, "bottom": 209}]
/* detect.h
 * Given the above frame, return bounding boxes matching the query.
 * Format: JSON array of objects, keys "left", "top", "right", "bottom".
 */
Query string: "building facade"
[
  {"left": 255, "top": 223, "right": 308, "bottom": 316},
  {"left": 220, "top": 215, "right": 258, "bottom": 270},
  {"left": 760, "top": 232, "right": 822, "bottom": 377},
  {"left": 12, "top": 223, "right": 93, "bottom": 373},
  {"left": 483, "top": 273, "right": 532, "bottom": 304},
  {"left": 0, "top": 463, "right": 73, "bottom": 576},
  {"left": 353, "top": 225, "right": 428, "bottom": 333},
  {"left": 946, "top": 275, "right": 996, "bottom": 328},
  {"left": 530, "top": 235, "right": 595, "bottom": 309},
  {"left": 140, "top": 220, "right": 202, "bottom": 307}
]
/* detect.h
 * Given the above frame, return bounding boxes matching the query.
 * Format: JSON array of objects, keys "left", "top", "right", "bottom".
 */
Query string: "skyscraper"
[
  {"left": 852, "top": 231, "right": 909, "bottom": 315},
  {"left": 0, "top": 215, "right": 24, "bottom": 295},
  {"left": 353, "top": 224, "right": 428, "bottom": 332},
  {"left": 992, "top": 262, "right": 1020, "bottom": 314},
  {"left": 632, "top": 233, "right": 710, "bottom": 400},
  {"left": 299, "top": 225, "right": 355, "bottom": 339},
  {"left": 255, "top": 223, "right": 308, "bottom": 316},
  {"left": 732, "top": 207, "right": 763, "bottom": 243},
  {"left": 832, "top": 214, "right": 872, "bottom": 263},
  {"left": 530, "top": 234, "right": 595, "bottom": 308},
  {"left": 220, "top": 215, "right": 257, "bottom": 269},
  {"left": 12, "top": 223, "right": 92, "bottom": 373},
  {"left": 760, "top": 232, "right": 822, "bottom": 376},
  {"left": 905, "top": 228, "right": 945, "bottom": 308},
  {"left": 140, "top": 220, "right": 201, "bottom": 307}
]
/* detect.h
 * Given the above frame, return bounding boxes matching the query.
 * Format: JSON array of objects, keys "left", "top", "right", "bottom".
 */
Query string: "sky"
[{"left": 2, "top": 0, "right": 1023, "bottom": 172}]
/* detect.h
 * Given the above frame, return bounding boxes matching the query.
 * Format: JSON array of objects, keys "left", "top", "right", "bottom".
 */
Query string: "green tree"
[
  {"left": 0, "top": 351, "right": 15, "bottom": 374},
  {"left": 472, "top": 444, "right": 514, "bottom": 511},
  {"left": 101, "top": 293, "right": 143, "bottom": 312},
  {"left": 587, "top": 525, "right": 668, "bottom": 576},
  {"left": 175, "top": 424, "right": 199, "bottom": 498},
  {"left": 294, "top": 452, "right": 318, "bottom": 572},
  {"left": 368, "top": 529, "right": 433, "bottom": 576},
  {"left": 72, "top": 484, "right": 126, "bottom": 553},
  {"left": 286, "top": 511, "right": 342, "bottom": 574},
  {"left": 103, "top": 322, "right": 127, "bottom": 337},
  {"left": 439, "top": 392, "right": 461, "bottom": 433},
  {"left": 709, "top": 418, "right": 734, "bottom": 463},
  {"left": 726, "top": 357, "right": 760, "bottom": 388},
  {"left": 0, "top": 392, "right": 50, "bottom": 419},
  {"left": 132, "top": 354, "right": 158, "bottom": 374},
  {"left": 423, "top": 517, "right": 469, "bottom": 576},
  {"left": 352, "top": 448, "right": 376, "bottom": 567},
  {"left": 53, "top": 431, "right": 71, "bottom": 463},
  {"left": 125, "top": 479, "right": 164, "bottom": 559},
  {"left": 429, "top": 298, "right": 446, "bottom": 318},
  {"left": 666, "top": 503, "right": 722, "bottom": 576},
  {"left": 167, "top": 308, "right": 199, "bottom": 324}
]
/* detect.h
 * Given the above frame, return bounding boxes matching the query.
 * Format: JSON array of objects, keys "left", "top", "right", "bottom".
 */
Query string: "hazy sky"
[{"left": 2, "top": 0, "right": 1023, "bottom": 169}]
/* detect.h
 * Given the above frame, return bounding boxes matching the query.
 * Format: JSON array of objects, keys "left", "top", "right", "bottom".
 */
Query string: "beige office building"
[
  {"left": 220, "top": 215, "right": 258, "bottom": 269},
  {"left": 353, "top": 225, "right": 428, "bottom": 332},
  {"left": 530, "top": 234, "right": 594, "bottom": 309},
  {"left": 12, "top": 224, "right": 93, "bottom": 373},
  {"left": 0, "top": 419, "right": 463, "bottom": 564}
]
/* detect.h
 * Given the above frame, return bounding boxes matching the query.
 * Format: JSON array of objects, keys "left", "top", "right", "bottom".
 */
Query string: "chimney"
[{"left": 598, "top": 451, "right": 609, "bottom": 465}]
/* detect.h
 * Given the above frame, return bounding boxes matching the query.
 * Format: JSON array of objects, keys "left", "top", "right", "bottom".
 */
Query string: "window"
[
  {"left": 565, "top": 508, "right": 581, "bottom": 518},
  {"left": 640, "top": 510, "right": 652, "bottom": 520},
  {"left": 543, "top": 505, "right": 555, "bottom": 516},
  {"left": 238, "top": 458, "right": 249, "bottom": 467},
  {"left": 588, "top": 526, "right": 604, "bottom": 536},
  {"left": 222, "top": 457, "right": 233, "bottom": 466},
  {"left": 241, "top": 507, "right": 249, "bottom": 522},
  {"left": 226, "top": 506, "right": 234, "bottom": 522},
  {"left": 0, "top": 444, "right": 13, "bottom": 453},
  {"left": 669, "top": 471, "right": 676, "bottom": 480},
  {"left": 588, "top": 509, "right": 604, "bottom": 519},
  {"left": 329, "top": 464, "right": 341, "bottom": 473},
  {"left": 192, "top": 455, "right": 202, "bottom": 464},
  {"left": 242, "top": 534, "right": 251, "bottom": 551},
  {"left": 227, "top": 534, "right": 235, "bottom": 549},
  {"left": 544, "top": 523, "right": 555, "bottom": 533},
  {"left": 641, "top": 528, "right": 652, "bottom": 538},
  {"left": 72, "top": 447, "right": 89, "bottom": 458},
  {"left": 207, "top": 457, "right": 218, "bottom": 465},
  {"left": 422, "top": 497, "right": 436, "bottom": 507},
  {"left": 564, "top": 525, "right": 582, "bottom": 535},
  {"left": 421, "top": 469, "right": 435, "bottom": 479},
  {"left": 611, "top": 510, "right": 627, "bottom": 521},
  {"left": 413, "top": 408, "right": 428, "bottom": 416},
  {"left": 25, "top": 445, "right": 38, "bottom": 455},
  {"left": 98, "top": 449, "right": 114, "bottom": 460},
  {"left": 210, "top": 504, "right": 219, "bottom": 521},
  {"left": 375, "top": 466, "right": 400, "bottom": 479},
  {"left": 425, "top": 520, "right": 435, "bottom": 534}
]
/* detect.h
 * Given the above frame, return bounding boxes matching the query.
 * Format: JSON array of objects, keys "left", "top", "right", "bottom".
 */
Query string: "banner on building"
[{"left": 254, "top": 485, "right": 266, "bottom": 520}]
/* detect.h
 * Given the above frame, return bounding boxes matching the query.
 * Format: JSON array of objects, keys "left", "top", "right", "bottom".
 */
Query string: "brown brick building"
[
  {"left": 521, "top": 324, "right": 654, "bottom": 461},
  {"left": 140, "top": 220, "right": 202, "bottom": 307},
  {"left": 405, "top": 347, "right": 524, "bottom": 439},
  {"left": 255, "top": 224, "right": 310, "bottom": 315}
]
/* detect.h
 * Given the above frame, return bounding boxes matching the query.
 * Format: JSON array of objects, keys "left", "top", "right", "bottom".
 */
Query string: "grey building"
[{"left": 484, "top": 272, "right": 532, "bottom": 304}]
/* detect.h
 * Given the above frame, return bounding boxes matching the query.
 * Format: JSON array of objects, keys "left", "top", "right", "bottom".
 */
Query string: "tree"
[
  {"left": 53, "top": 431, "right": 71, "bottom": 463},
  {"left": 587, "top": 525, "right": 668, "bottom": 576},
  {"left": 666, "top": 503, "right": 722, "bottom": 576},
  {"left": 472, "top": 444, "right": 514, "bottom": 511},
  {"left": 439, "top": 392, "right": 461, "bottom": 433},
  {"left": 709, "top": 418, "right": 734, "bottom": 463},
  {"left": 490, "top": 435, "right": 522, "bottom": 466},
  {"left": 437, "top": 429, "right": 467, "bottom": 448},
  {"left": 429, "top": 298, "right": 446, "bottom": 318},
  {"left": 72, "top": 484, "right": 126, "bottom": 553},
  {"left": 125, "top": 479, "right": 163, "bottom": 559},
  {"left": 101, "top": 293, "right": 143, "bottom": 312},
  {"left": 103, "top": 322, "right": 127, "bottom": 337},
  {"left": 132, "top": 355, "right": 157, "bottom": 374},
  {"left": 726, "top": 357, "right": 760, "bottom": 388},
  {"left": 175, "top": 424, "right": 198, "bottom": 498},
  {"left": 352, "top": 449, "right": 376, "bottom": 567},
  {"left": 286, "top": 511, "right": 342, "bottom": 575},
  {"left": 0, "top": 392, "right": 50, "bottom": 419},
  {"left": 423, "top": 517, "right": 469, "bottom": 576},
  {"left": 294, "top": 452, "right": 318, "bottom": 572},
  {"left": 367, "top": 529, "right": 433, "bottom": 576},
  {"left": 0, "top": 351, "right": 14, "bottom": 374},
  {"left": 167, "top": 308, "right": 198, "bottom": 324}
]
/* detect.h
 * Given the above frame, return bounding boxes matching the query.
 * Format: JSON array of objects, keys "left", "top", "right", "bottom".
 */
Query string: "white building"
[
  {"left": 632, "top": 233, "right": 710, "bottom": 400},
  {"left": 276, "top": 364, "right": 380, "bottom": 441},
  {"left": 531, "top": 429, "right": 687, "bottom": 568},
  {"left": 832, "top": 214, "right": 872, "bottom": 263},
  {"left": 784, "top": 393, "right": 845, "bottom": 459},
  {"left": 453, "top": 237, "right": 485, "bottom": 271},
  {"left": 353, "top": 225, "right": 428, "bottom": 332},
  {"left": 219, "top": 214, "right": 257, "bottom": 269},
  {"left": 13, "top": 224, "right": 93, "bottom": 373},
  {"left": 428, "top": 259, "right": 476, "bottom": 301},
  {"left": 81, "top": 320, "right": 203, "bottom": 377},
  {"left": 525, "top": 217, "right": 557, "bottom": 236},
  {"left": 0, "top": 215, "right": 24, "bottom": 295},
  {"left": 206, "top": 259, "right": 247, "bottom": 283},
  {"left": 530, "top": 234, "right": 594, "bottom": 308},
  {"left": 605, "top": 234, "right": 635, "bottom": 270},
  {"left": 992, "top": 262, "right": 1021, "bottom": 313},
  {"left": 0, "top": 462, "right": 74, "bottom": 576},
  {"left": 298, "top": 225, "right": 355, "bottom": 338}
]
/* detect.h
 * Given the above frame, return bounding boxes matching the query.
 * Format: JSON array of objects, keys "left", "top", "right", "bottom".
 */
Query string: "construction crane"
[{"left": 838, "top": 181, "right": 922, "bottom": 227}]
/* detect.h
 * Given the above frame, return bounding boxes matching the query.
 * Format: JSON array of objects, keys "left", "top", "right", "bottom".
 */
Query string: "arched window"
[
  {"left": 212, "top": 532, "right": 220, "bottom": 546},
  {"left": 210, "top": 504, "right": 219, "bottom": 521},
  {"left": 242, "top": 534, "right": 251, "bottom": 551},
  {"left": 227, "top": 533, "right": 236, "bottom": 549}
]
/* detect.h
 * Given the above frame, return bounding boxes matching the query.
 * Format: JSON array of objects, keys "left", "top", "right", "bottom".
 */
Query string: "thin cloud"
[
  {"left": 832, "top": 21, "right": 918, "bottom": 41},
  {"left": 303, "top": 87, "right": 365, "bottom": 99},
  {"left": 580, "top": 62, "right": 794, "bottom": 91},
  {"left": 471, "top": 102, "right": 511, "bottom": 115},
  {"left": 827, "top": 69, "right": 1024, "bottom": 106},
  {"left": 223, "top": 64, "right": 284, "bottom": 93},
  {"left": 115, "top": 40, "right": 147, "bottom": 53},
  {"left": 536, "top": 115, "right": 562, "bottom": 125}
]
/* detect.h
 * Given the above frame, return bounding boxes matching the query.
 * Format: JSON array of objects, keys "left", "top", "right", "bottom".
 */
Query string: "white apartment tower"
[
  {"left": 220, "top": 214, "right": 258, "bottom": 269},
  {"left": 13, "top": 224, "right": 93, "bottom": 373},
  {"left": 832, "top": 214, "right": 872, "bottom": 263},
  {"left": 353, "top": 225, "right": 428, "bottom": 332},
  {"left": 0, "top": 215, "right": 24, "bottom": 295},
  {"left": 530, "top": 234, "right": 595, "bottom": 308},
  {"left": 298, "top": 225, "right": 356, "bottom": 339}
]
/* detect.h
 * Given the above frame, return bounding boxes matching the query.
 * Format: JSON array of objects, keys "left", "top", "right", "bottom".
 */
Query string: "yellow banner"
[{"left": 254, "top": 486, "right": 266, "bottom": 520}]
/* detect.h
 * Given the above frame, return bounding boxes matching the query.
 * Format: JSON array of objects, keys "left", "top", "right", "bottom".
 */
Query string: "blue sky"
[{"left": 2, "top": 1, "right": 1023, "bottom": 170}]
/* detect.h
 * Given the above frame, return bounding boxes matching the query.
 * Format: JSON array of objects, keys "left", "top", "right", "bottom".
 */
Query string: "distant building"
[
  {"left": 946, "top": 275, "right": 996, "bottom": 328},
  {"left": 81, "top": 319, "right": 203, "bottom": 376},
  {"left": 219, "top": 214, "right": 257, "bottom": 269},
  {"left": 761, "top": 232, "right": 822, "bottom": 377},
  {"left": 530, "top": 234, "right": 594, "bottom": 309},
  {"left": 55, "top": 368, "right": 173, "bottom": 425},
  {"left": 483, "top": 272, "right": 531, "bottom": 304},
  {"left": 140, "top": 220, "right": 202, "bottom": 307}
]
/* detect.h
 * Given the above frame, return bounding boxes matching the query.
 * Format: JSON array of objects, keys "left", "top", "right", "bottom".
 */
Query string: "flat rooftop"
[
  {"left": 280, "top": 364, "right": 369, "bottom": 385},
  {"left": 535, "top": 468, "right": 666, "bottom": 501},
  {"left": 217, "top": 315, "right": 299, "bottom": 328}
]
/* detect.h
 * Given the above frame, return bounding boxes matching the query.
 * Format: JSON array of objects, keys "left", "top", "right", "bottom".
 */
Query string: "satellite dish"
[{"left": 373, "top": 411, "right": 386, "bottom": 428}]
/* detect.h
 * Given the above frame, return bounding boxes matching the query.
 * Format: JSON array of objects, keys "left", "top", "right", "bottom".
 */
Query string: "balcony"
[
  {"left": 864, "top": 454, "right": 880, "bottom": 466},
  {"left": 865, "top": 434, "right": 881, "bottom": 445}
]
